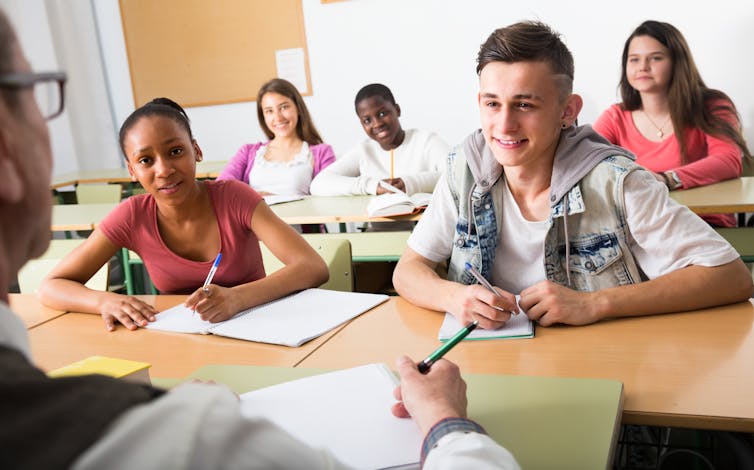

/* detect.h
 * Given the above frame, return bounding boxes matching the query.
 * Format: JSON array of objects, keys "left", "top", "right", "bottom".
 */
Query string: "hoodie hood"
[
  {"left": 461, "top": 125, "right": 635, "bottom": 207},
  {"left": 549, "top": 125, "right": 635, "bottom": 207}
]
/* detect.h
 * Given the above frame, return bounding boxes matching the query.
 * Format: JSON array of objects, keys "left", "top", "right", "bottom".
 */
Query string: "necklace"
[{"left": 643, "top": 110, "right": 671, "bottom": 138}]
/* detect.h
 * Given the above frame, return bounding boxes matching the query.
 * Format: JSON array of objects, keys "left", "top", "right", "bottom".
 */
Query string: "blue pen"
[
  {"left": 203, "top": 253, "right": 223, "bottom": 293},
  {"left": 194, "top": 253, "right": 222, "bottom": 317},
  {"left": 464, "top": 262, "right": 517, "bottom": 315}
]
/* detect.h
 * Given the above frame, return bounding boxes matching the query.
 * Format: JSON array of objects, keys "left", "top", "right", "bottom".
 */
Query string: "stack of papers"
[
  {"left": 263, "top": 194, "right": 304, "bottom": 205},
  {"left": 240, "top": 364, "right": 422, "bottom": 469}
]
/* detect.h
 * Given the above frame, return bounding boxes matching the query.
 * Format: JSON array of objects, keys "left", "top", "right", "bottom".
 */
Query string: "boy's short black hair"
[
  {"left": 477, "top": 21, "right": 574, "bottom": 97},
  {"left": 354, "top": 83, "right": 396, "bottom": 112}
]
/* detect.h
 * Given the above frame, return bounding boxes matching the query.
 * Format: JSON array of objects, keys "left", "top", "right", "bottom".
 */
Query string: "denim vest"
[{"left": 445, "top": 146, "right": 647, "bottom": 292}]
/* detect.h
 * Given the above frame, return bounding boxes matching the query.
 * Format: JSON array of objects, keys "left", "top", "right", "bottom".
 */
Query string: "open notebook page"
[
  {"left": 439, "top": 295, "right": 534, "bottom": 340},
  {"left": 147, "top": 289, "right": 389, "bottom": 347},
  {"left": 240, "top": 363, "right": 421, "bottom": 469}
]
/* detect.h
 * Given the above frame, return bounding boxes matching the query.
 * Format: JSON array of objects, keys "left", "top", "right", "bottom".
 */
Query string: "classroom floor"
[{"left": 614, "top": 425, "right": 754, "bottom": 469}]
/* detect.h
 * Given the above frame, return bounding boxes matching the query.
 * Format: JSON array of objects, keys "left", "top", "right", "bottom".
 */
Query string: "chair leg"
[{"left": 121, "top": 248, "right": 135, "bottom": 296}]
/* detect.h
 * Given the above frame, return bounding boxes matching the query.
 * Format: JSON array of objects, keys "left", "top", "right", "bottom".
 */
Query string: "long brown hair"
[
  {"left": 256, "top": 78, "right": 323, "bottom": 145},
  {"left": 619, "top": 20, "right": 751, "bottom": 163}
]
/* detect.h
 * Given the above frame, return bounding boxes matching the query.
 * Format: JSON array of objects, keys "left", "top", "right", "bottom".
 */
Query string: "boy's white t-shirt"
[
  {"left": 309, "top": 129, "right": 449, "bottom": 196},
  {"left": 408, "top": 168, "right": 739, "bottom": 293},
  {"left": 490, "top": 178, "right": 548, "bottom": 294}
]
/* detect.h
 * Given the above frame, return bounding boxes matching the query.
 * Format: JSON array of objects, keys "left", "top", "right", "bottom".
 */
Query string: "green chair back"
[
  {"left": 261, "top": 237, "right": 353, "bottom": 292},
  {"left": 75, "top": 184, "right": 122, "bottom": 204},
  {"left": 18, "top": 239, "right": 109, "bottom": 293}
]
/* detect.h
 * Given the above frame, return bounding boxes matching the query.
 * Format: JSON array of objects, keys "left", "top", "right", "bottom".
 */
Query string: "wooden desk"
[
  {"left": 270, "top": 196, "right": 421, "bottom": 225},
  {"left": 8, "top": 293, "right": 65, "bottom": 329},
  {"left": 670, "top": 177, "right": 754, "bottom": 214},
  {"left": 51, "top": 168, "right": 133, "bottom": 189},
  {"left": 299, "top": 297, "right": 754, "bottom": 432},
  {"left": 182, "top": 364, "right": 623, "bottom": 470},
  {"left": 51, "top": 202, "right": 118, "bottom": 231},
  {"left": 49, "top": 163, "right": 220, "bottom": 190},
  {"left": 195, "top": 160, "right": 228, "bottom": 179},
  {"left": 27, "top": 296, "right": 345, "bottom": 377}
]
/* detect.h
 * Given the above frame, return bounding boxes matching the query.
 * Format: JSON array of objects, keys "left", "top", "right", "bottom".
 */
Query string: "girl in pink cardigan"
[
  {"left": 594, "top": 20, "right": 751, "bottom": 227},
  {"left": 218, "top": 78, "right": 335, "bottom": 196}
]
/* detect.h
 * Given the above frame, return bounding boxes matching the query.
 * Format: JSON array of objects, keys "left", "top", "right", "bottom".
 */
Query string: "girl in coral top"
[
  {"left": 40, "top": 98, "right": 328, "bottom": 331},
  {"left": 593, "top": 20, "right": 751, "bottom": 227}
]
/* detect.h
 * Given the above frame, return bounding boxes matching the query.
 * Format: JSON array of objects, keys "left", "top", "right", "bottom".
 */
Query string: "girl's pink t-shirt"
[
  {"left": 100, "top": 179, "right": 265, "bottom": 294},
  {"left": 593, "top": 101, "right": 743, "bottom": 227}
]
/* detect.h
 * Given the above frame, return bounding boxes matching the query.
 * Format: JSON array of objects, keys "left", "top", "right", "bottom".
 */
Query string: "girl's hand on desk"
[
  {"left": 449, "top": 284, "right": 516, "bottom": 330},
  {"left": 519, "top": 280, "right": 600, "bottom": 326},
  {"left": 100, "top": 296, "right": 157, "bottom": 332},
  {"left": 185, "top": 285, "right": 239, "bottom": 323}
]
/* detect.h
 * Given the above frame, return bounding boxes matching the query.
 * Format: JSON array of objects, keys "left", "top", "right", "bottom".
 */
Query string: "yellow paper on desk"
[{"left": 48, "top": 356, "right": 152, "bottom": 384}]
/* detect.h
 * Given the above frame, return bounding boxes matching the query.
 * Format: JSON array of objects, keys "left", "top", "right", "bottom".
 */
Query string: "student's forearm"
[
  {"left": 403, "top": 171, "right": 442, "bottom": 195},
  {"left": 593, "top": 261, "right": 752, "bottom": 320},
  {"left": 39, "top": 278, "right": 126, "bottom": 314},
  {"left": 231, "top": 258, "right": 329, "bottom": 310},
  {"left": 394, "top": 257, "right": 464, "bottom": 313}
]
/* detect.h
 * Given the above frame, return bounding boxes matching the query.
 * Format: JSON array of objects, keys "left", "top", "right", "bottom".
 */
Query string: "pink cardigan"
[{"left": 217, "top": 142, "right": 336, "bottom": 185}]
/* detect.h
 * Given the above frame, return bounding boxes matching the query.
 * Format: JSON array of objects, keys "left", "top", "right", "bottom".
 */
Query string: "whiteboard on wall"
[{"left": 119, "top": 0, "right": 312, "bottom": 107}]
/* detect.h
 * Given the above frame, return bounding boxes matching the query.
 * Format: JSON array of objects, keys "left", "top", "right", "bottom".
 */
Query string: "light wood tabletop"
[
  {"left": 8, "top": 293, "right": 66, "bottom": 329},
  {"left": 270, "top": 195, "right": 421, "bottom": 225},
  {"left": 51, "top": 168, "right": 133, "bottom": 189},
  {"left": 195, "top": 160, "right": 228, "bottom": 178},
  {"left": 51, "top": 202, "right": 118, "bottom": 231},
  {"left": 50, "top": 162, "right": 226, "bottom": 190},
  {"left": 27, "top": 295, "right": 346, "bottom": 377},
  {"left": 670, "top": 176, "right": 754, "bottom": 214},
  {"left": 299, "top": 297, "right": 754, "bottom": 432}
]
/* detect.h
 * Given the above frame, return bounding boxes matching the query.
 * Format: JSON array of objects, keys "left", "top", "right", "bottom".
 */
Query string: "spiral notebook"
[
  {"left": 438, "top": 295, "right": 534, "bottom": 341},
  {"left": 146, "top": 288, "right": 388, "bottom": 347}
]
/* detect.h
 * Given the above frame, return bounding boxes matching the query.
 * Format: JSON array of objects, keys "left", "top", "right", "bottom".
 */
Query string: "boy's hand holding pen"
[{"left": 461, "top": 262, "right": 519, "bottom": 328}]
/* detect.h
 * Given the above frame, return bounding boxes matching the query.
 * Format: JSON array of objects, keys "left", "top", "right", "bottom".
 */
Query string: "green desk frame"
[{"left": 163, "top": 364, "right": 623, "bottom": 469}]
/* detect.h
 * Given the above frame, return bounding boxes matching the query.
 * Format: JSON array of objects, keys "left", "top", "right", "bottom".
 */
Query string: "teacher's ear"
[{"left": 0, "top": 121, "right": 24, "bottom": 204}]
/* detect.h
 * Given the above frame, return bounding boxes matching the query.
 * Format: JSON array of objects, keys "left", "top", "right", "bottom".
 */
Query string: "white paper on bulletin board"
[{"left": 275, "top": 48, "right": 308, "bottom": 94}]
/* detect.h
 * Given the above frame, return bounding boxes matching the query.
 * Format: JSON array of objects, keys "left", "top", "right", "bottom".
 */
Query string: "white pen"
[
  {"left": 203, "top": 253, "right": 222, "bottom": 293},
  {"left": 464, "top": 262, "right": 517, "bottom": 315},
  {"left": 194, "top": 252, "right": 222, "bottom": 317}
]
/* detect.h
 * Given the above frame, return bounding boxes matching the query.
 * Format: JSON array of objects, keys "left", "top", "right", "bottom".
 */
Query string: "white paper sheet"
[{"left": 240, "top": 364, "right": 421, "bottom": 469}]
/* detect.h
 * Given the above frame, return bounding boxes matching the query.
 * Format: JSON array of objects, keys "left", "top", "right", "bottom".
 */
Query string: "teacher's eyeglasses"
[{"left": 0, "top": 71, "right": 67, "bottom": 120}]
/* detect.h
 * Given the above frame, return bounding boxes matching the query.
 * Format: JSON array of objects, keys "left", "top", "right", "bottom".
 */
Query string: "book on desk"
[
  {"left": 366, "top": 191, "right": 432, "bottom": 217},
  {"left": 147, "top": 288, "right": 388, "bottom": 347}
]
